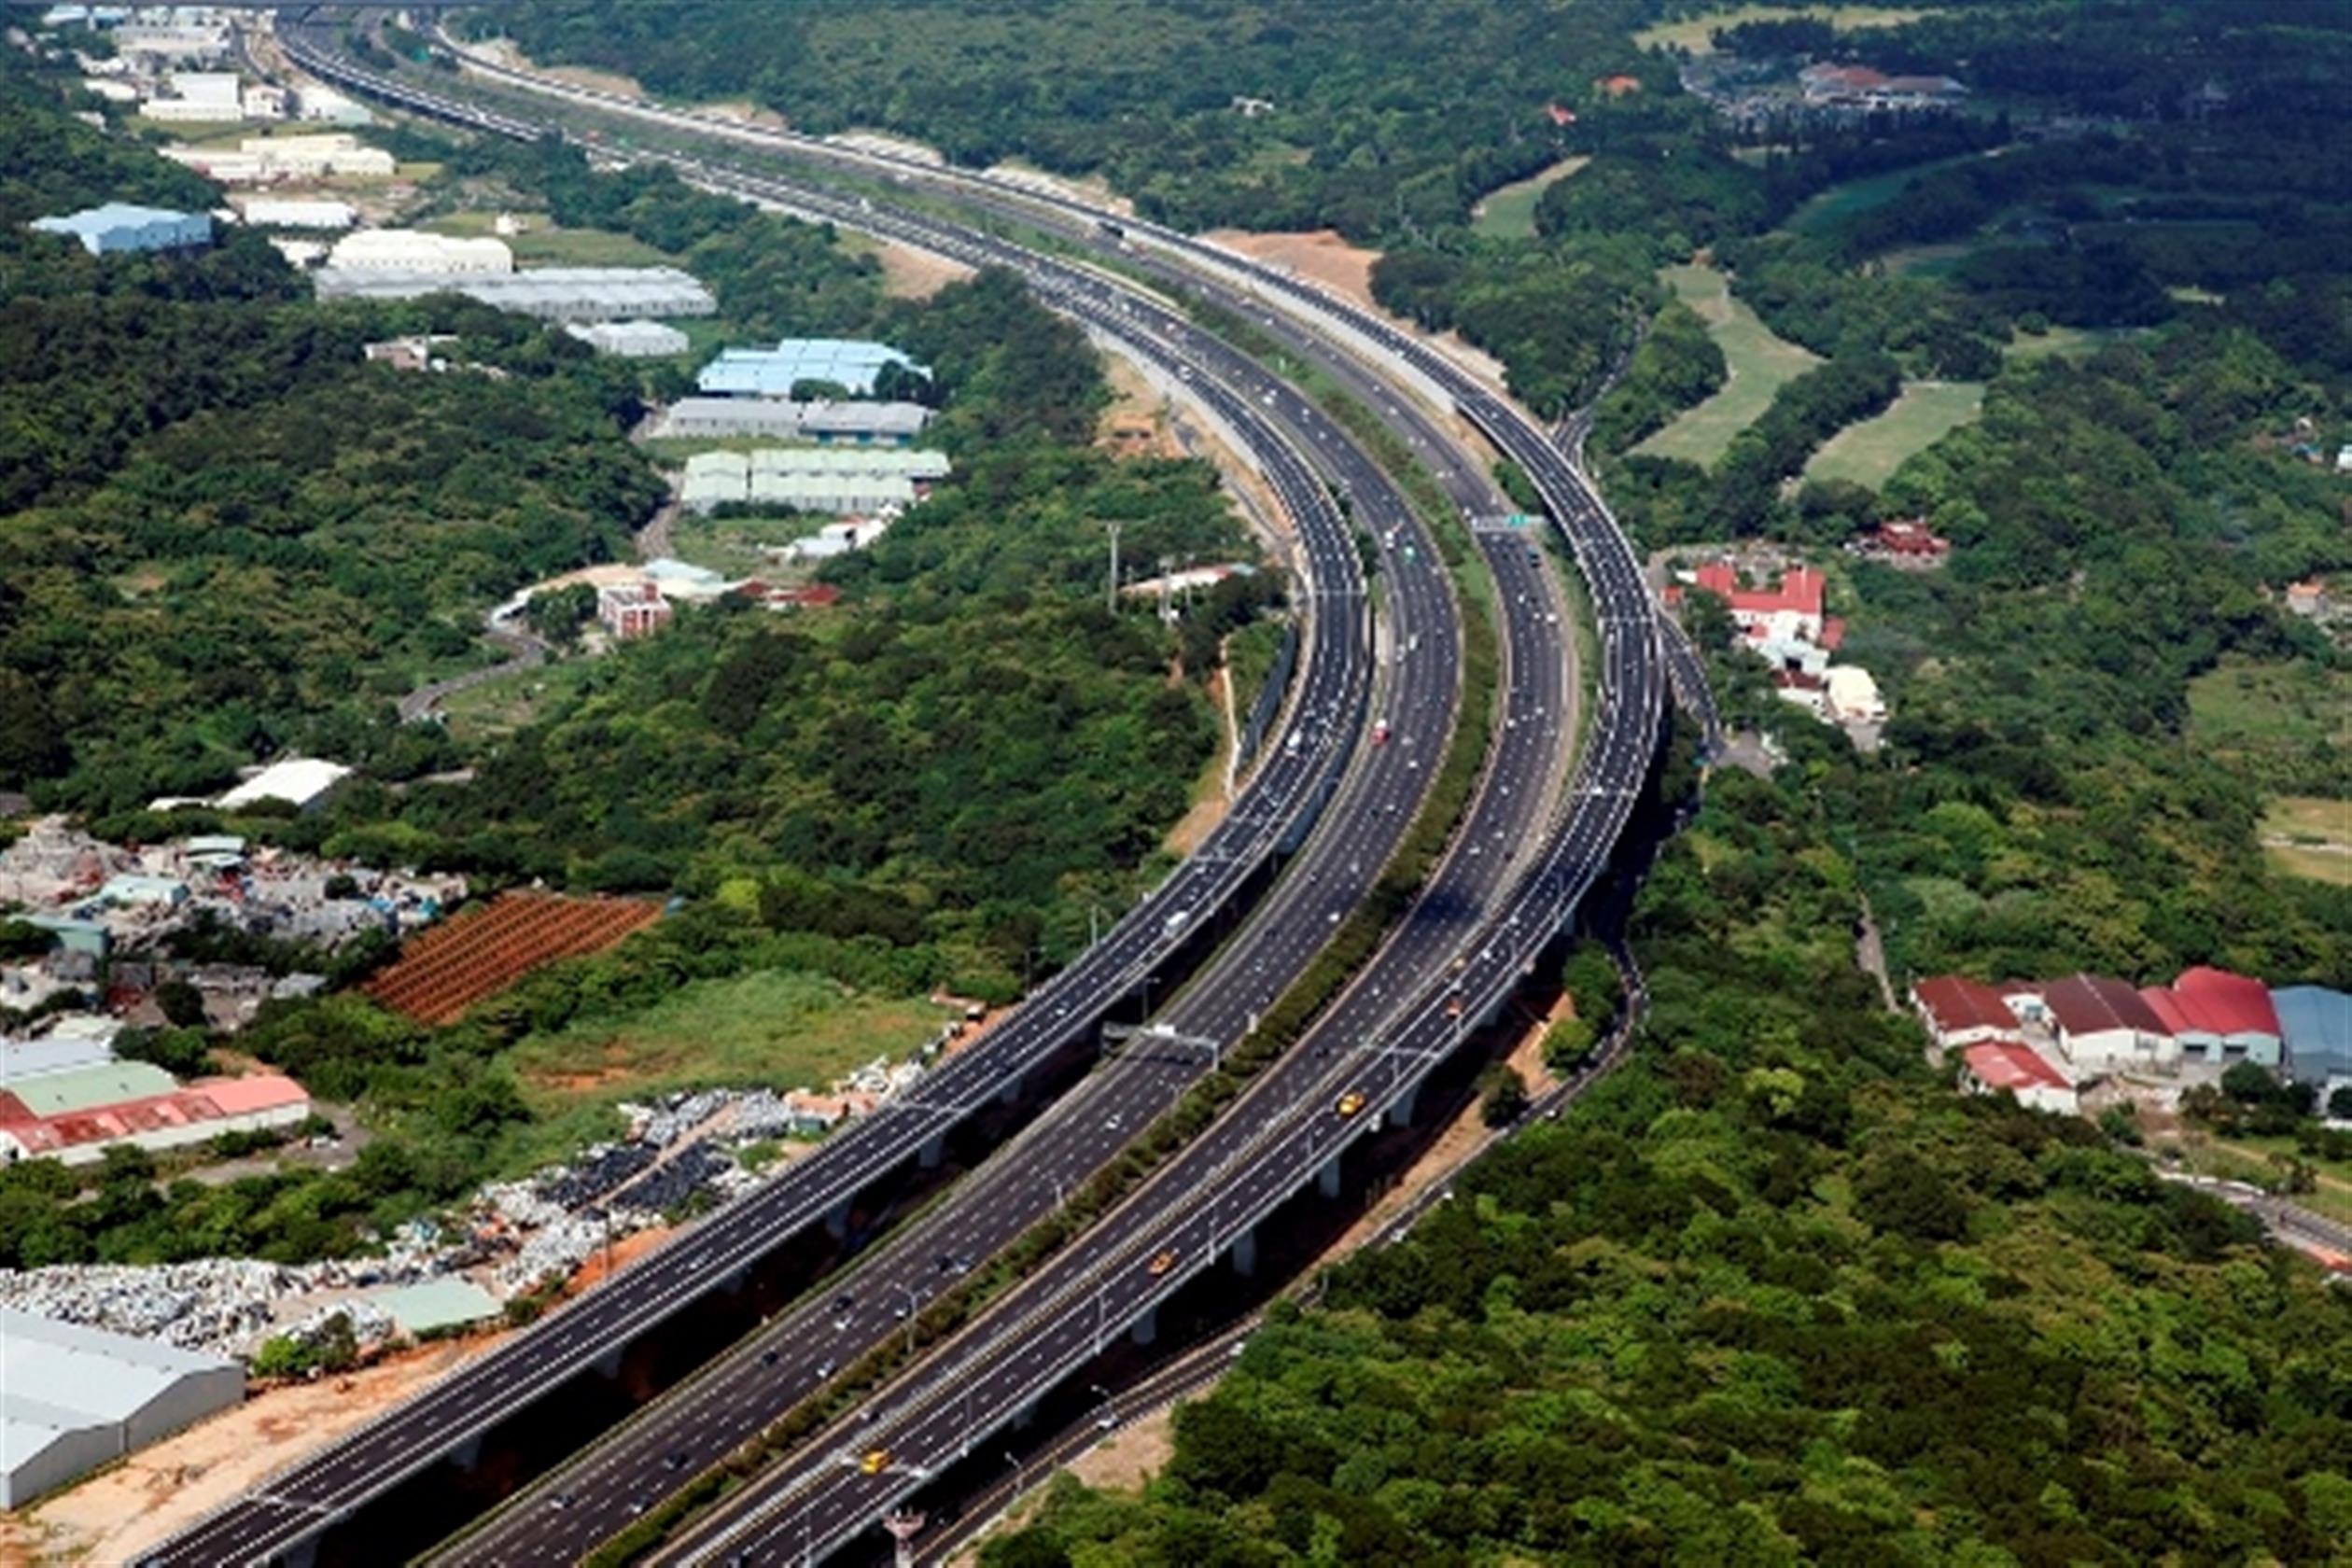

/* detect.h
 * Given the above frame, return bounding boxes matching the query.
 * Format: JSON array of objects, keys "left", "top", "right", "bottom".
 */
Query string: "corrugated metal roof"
[
  {"left": 371, "top": 1278, "right": 498, "bottom": 1336},
  {"left": 1, "top": 1309, "right": 236, "bottom": 1426},
  {"left": 7, "top": 1060, "right": 176, "bottom": 1117}
]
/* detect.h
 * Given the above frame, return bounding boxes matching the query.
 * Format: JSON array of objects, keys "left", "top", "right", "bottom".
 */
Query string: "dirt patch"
[
  {"left": 20, "top": 1335, "right": 507, "bottom": 1566},
  {"left": 1200, "top": 229, "right": 1515, "bottom": 397},
  {"left": 1165, "top": 669, "right": 1235, "bottom": 857},
  {"left": 866, "top": 235, "right": 976, "bottom": 301},
  {"left": 468, "top": 37, "right": 645, "bottom": 101},
  {"left": 1064, "top": 1403, "right": 1178, "bottom": 1491},
  {"left": 568, "top": 1222, "right": 676, "bottom": 1293}
]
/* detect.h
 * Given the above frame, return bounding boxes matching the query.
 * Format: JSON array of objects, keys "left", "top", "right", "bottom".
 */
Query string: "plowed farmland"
[{"left": 366, "top": 892, "right": 664, "bottom": 1025}]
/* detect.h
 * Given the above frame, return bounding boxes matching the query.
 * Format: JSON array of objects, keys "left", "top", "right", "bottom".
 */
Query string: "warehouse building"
[
  {"left": 0, "top": 1309, "right": 244, "bottom": 1506},
  {"left": 141, "top": 69, "right": 240, "bottom": 122},
  {"left": 234, "top": 196, "right": 355, "bottom": 230},
  {"left": 566, "top": 319, "right": 691, "bottom": 357},
  {"left": 312, "top": 266, "right": 716, "bottom": 323},
  {"left": 750, "top": 447, "right": 949, "bottom": 482},
  {"left": 30, "top": 202, "right": 211, "bottom": 256},
  {"left": 658, "top": 397, "right": 932, "bottom": 443},
  {"left": 217, "top": 757, "right": 353, "bottom": 815},
  {"left": 328, "top": 229, "right": 512, "bottom": 274},
  {"left": 698, "top": 338, "right": 928, "bottom": 397},
  {"left": 2275, "top": 985, "right": 2351, "bottom": 1093},
  {"left": 752, "top": 472, "right": 918, "bottom": 515},
  {"left": 0, "top": 1072, "right": 311, "bottom": 1167}
]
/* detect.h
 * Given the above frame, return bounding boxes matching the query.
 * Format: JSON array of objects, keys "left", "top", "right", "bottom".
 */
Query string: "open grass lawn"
[
  {"left": 1632, "top": 3, "right": 1935, "bottom": 53},
  {"left": 1470, "top": 157, "right": 1589, "bottom": 240},
  {"left": 2187, "top": 656, "right": 2352, "bottom": 777},
  {"left": 1803, "top": 379, "right": 1985, "bottom": 489},
  {"left": 668, "top": 513, "right": 820, "bottom": 579},
  {"left": 2261, "top": 794, "right": 2352, "bottom": 887},
  {"left": 2005, "top": 324, "right": 2159, "bottom": 361},
  {"left": 427, "top": 208, "right": 672, "bottom": 267},
  {"left": 1786, "top": 147, "right": 2001, "bottom": 236},
  {"left": 509, "top": 969, "right": 951, "bottom": 1115},
  {"left": 433, "top": 653, "right": 608, "bottom": 746},
  {"left": 1632, "top": 264, "right": 1820, "bottom": 469}
]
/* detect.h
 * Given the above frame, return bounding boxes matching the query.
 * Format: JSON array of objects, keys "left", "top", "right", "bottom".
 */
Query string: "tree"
[
  {"left": 2329, "top": 1085, "right": 2352, "bottom": 1121},
  {"left": 154, "top": 979, "right": 208, "bottom": 1029},
  {"left": 1479, "top": 1064, "right": 1530, "bottom": 1127}
]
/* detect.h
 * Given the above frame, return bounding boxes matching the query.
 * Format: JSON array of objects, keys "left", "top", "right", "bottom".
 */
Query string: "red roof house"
[
  {"left": 1692, "top": 561, "right": 1827, "bottom": 640},
  {"left": 1913, "top": 975, "right": 2024, "bottom": 1045},
  {"left": 1960, "top": 1042, "right": 2078, "bottom": 1113}
]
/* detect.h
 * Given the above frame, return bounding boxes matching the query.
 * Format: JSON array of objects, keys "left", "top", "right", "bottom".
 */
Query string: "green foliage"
[
  {"left": 463, "top": 1, "right": 1655, "bottom": 240},
  {"left": 1026, "top": 775, "right": 2350, "bottom": 1567}
]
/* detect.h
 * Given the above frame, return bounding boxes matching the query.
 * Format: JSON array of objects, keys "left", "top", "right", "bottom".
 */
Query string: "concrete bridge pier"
[
  {"left": 919, "top": 1133, "right": 945, "bottom": 1170},
  {"left": 1386, "top": 1081, "right": 1420, "bottom": 1128},
  {"left": 281, "top": 1535, "right": 321, "bottom": 1568},
  {"left": 594, "top": 1346, "right": 625, "bottom": 1380},
  {"left": 1318, "top": 1155, "right": 1343, "bottom": 1199},
  {"left": 1130, "top": 1307, "right": 1159, "bottom": 1347},
  {"left": 825, "top": 1197, "right": 854, "bottom": 1241},
  {"left": 1230, "top": 1227, "right": 1259, "bottom": 1279},
  {"left": 998, "top": 1072, "right": 1024, "bottom": 1107}
]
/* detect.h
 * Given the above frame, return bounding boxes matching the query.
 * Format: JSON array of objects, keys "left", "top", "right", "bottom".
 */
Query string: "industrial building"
[
  {"left": 0, "top": 1309, "right": 244, "bottom": 1506},
  {"left": 2275, "top": 986, "right": 2351, "bottom": 1091},
  {"left": 0, "top": 1071, "right": 311, "bottom": 1167},
  {"left": 679, "top": 448, "right": 941, "bottom": 516},
  {"left": 312, "top": 266, "right": 717, "bottom": 323},
  {"left": 234, "top": 196, "right": 355, "bottom": 230},
  {"left": 658, "top": 397, "right": 931, "bottom": 444},
  {"left": 141, "top": 69, "right": 240, "bottom": 121},
  {"left": 566, "top": 319, "right": 691, "bottom": 357},
  {"left": 30, "top": 202, "right": 211, "bottom": 256},
  {"left": 1957, "top": 1042, "right": 2078, "bottom": 1115},
  {"left": 697, "top": 338, "right": 928, "bottom": 397},
  {"left": 328, "top": 229, "right": 512, "bottom": 274},
  {"left": 162, "top": 133, "right": 393, "bottom": 183}
]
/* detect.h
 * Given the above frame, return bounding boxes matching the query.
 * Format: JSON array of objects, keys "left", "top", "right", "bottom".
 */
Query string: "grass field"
[
  {"left": 1631, "top": 264, "right": 1820, "bottom": 469},
  {"left": 2164, "top": 1135, "right": 2352, "bottom": 1228},
  {"left": 2005, "top": 324, "right": 2159, "bottom": 361},
  {"left": 510, "top": 969, "right": 951, "bottom": 1115},
  {"left": 2187, "top": 656, "right": 2352, "bottom": 780},
  {"left": 668, "top": 513, "right": 820, "bottom": 578},
  {"left": 1632, "top": 3, "right": 1935, "bottom": 53},
  {"left": 1786, "top": 147, "right": 2000, "bottom": 235},
  {"left": 1470, "top": 157, "right": 1589, "bottom": 240},
  {"left": 427, "top": 209, "right": 672, "bottom": 267},
  {"left": 2261, "top": 795, "right": 2352, "bottom": 886},
  {"left": 434, "top": 653, "right": 607, "bottom": 745},
  {"left": 1803, "top": 380, "right": 1985, "bottom": 489}
]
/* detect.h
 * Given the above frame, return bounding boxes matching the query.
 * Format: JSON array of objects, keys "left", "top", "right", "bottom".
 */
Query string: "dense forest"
[
  {"left": 984, "top": 763, "right": 2352, "bottom": 1568},
  {"left": 459, "top": 0, "right": 1655, "bottom": 237}
]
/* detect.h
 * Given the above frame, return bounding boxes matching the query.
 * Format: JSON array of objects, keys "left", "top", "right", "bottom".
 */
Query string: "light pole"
[
  {"left": 893, "top": 1283, "right": 918, "bottom": 1355},
  {"left": 1091, "top": 1382, "right": 1116, "bottom": 1432}
]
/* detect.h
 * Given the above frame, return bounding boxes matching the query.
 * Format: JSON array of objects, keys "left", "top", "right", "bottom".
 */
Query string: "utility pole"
[{"left": 1104, "top": 519, "right": 1123, "bottom": 612}]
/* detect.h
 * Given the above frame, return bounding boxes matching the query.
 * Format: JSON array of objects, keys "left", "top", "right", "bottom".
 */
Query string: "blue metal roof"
[
  {"left": 2274, "top": 985, "right": 2352, "bottom": 1081},
  {"left": 32, "top": 202, "right": 200, "bottom": 236}
]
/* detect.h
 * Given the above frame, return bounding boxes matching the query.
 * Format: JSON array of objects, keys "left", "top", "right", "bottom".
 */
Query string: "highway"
[
  {"left": 422, "top": 150, "right": 1533, "bottom": 1568},
  {"left": 146, "top": 43, "right": 1420, "bottom": 1568},
  {"left": 157, "top": 20, "right": 1675, "bottom": 1564}
]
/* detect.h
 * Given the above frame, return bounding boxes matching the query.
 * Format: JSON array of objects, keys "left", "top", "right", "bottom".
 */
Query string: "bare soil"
[{"left": 867, "top": 236, "right": 975, "bottom": 300}]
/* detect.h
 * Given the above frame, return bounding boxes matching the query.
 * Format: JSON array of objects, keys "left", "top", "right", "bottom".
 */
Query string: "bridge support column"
[
  {"left": 998, "top": 1072, "right": 1024, "bottom": 1107},
  {"left": 1386, "top": 1082, "right": 1419, "bottom": 1128},
  {"left": 1230, "top": 1227, "right": 1258, "bottom": 1280},
  {"left": 450, "top": 1435, "right": 483, "bottom": 1472},
  {"left": 1130, "top": 1307, "right": 1158, "bottom": 1348},
  {"left": 282, "top": 1536, "right": 320, "bottom": 1568},
  {"left": 1012, "top": 1400, "right": 1039, "bottom": 1431},
  {"left": 919, "top": 1133, "right": 945, "bottom": 1170},
  {"left": 1318, "top": 1155, "right": 1343, "bottom": 1199},
  {"left": 825, "top": 1197, "right": 854, "bottom": 1241}
]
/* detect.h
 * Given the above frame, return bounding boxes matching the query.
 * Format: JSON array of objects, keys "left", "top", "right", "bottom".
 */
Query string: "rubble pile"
[{"left": 0, "top": 1244, "right": 441, "bottom": 1355}]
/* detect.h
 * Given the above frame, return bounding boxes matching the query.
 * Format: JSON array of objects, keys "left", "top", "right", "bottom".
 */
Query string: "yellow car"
[
  {"left": 1148, "top": 1249, "right": 1179, "bottom": 1277},
  {"left": 1336, "top": 1090, "right": 1366, "bottom": 1118},
  {"left": 860, "top": 1449, "right": 891, "bottom": 1476}
]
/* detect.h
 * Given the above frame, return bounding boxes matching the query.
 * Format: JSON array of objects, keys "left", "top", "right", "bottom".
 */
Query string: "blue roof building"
[
  {"left": 2274, "top": 985, "right": 2352, "bottom": 1086},
  {"left": 697, "top": 338, "right": 927, "bottom": 398},
  {"left": 30, "top": 203, "right": 212, "bottom": 257}
]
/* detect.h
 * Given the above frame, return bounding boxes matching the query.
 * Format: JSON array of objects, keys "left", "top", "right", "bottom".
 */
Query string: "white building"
[
  {"left": 236, "top": 196, "right": 354, "bottom": 230},
  {"left": 217, "top": 758, "right": 352, "bottom": 815},
  {"left": 327, "top": 229, "right": 512, "bottom": 274},
  {"left": 141, "top": 69, "right": 239, "bottom": 121},
  {"left": 241, "top": 133, "right": 392, "bottom": 178},
  {"left": 1825, "top": 665, "right": 1885, "bottom": 723},
  {"left": 566, "top": 319, "right": 691, "bottom": 357},
  {"left": 0, "top": 1310, "right": 244, "bottom": 1506},
  {"left": 289, "top": 84, "right": 371, "bottom": 125},
  {"left": 241, "top": 83, "right": 287, "bottom": 120}
]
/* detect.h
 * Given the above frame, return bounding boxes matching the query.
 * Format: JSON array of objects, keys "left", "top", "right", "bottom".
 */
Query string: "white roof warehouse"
[{"left": 0, "top": 1309, "right": 244, "bottom": 1505}]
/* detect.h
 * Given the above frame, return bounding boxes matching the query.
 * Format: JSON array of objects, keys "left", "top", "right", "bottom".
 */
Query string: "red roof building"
[
  {"left": 1544, "top": 101, "right": 1578, "bottom": 127},
  {"left": 1959, "top": 1042, "right": 2078, "bottom": 1113},
  {"left": 1913, "top": 975, "right": 2024, "bottom": 1046},
  {"left": 2041, "top": 973, "right": 2176, "bottom": 1071},
  {"left": 2151, "top": 966, "right": 2285, "bottom": 1065},
  {"left": 1692, "top": 561, "right": 1827, "bottom": 641},
  {"left": 0, "top": 1073, "right": 310, "bottom": 1167},
  {"left": 1850, "top": 518, "right": 1951, "bottom": 567}
]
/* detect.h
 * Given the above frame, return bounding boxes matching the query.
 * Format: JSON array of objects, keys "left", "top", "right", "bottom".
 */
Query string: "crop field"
[
  {"left": 1631, "top": 264, "right": 1820, "bottom": 469},
  {"left": 368, "top": 891, "right": 665, "bottom": 1025},
  {"left": 1803, "top": 380, "right": 1985, "bottom": 488}
]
